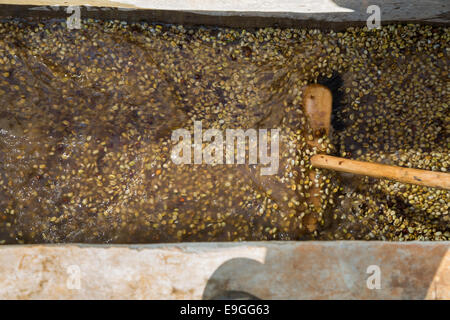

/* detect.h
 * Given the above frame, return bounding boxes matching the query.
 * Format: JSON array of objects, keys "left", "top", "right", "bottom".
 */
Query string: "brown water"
[{"left": 0, "top": 19, "right": 448, "bottom": 243}]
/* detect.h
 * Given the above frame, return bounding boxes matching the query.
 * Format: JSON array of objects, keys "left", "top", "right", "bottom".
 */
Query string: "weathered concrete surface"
[
  {"left": 0, "top": 242, "right": 448, "bottom": 299},
  {"left": 0, "top": 0, "right": 448, "bottom": 26}
]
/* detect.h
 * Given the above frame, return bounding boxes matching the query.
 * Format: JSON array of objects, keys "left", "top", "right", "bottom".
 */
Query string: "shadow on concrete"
[{"left": 202, "top": 242, "right": 449, "bottom": 299}]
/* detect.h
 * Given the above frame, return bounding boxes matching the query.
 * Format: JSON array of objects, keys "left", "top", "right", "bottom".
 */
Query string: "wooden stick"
[{"left": 311, "top": 154, "right": 450, "bottom": 190}]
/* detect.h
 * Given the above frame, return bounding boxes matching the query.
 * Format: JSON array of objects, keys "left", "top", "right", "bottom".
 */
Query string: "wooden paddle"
[{"left": 302, "top": 84, "right": 450, "bottom": 192}]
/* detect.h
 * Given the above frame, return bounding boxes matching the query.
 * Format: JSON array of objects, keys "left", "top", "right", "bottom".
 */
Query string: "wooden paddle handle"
[{"left": 311, "top": 154, "right": 450, "bottom": 190}]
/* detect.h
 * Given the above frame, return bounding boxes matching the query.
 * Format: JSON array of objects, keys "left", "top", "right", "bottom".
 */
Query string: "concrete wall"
[
  {"left": 0, "top": 242, "right": 449, "bottom": 299},
  {"left": 0, "top": 0, "right": 448, "bottom": 28}
]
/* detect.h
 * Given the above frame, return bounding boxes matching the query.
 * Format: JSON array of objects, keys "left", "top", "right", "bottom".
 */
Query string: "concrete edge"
[
  {"left": 0, "top": 1, "right": 448, "bottom": 29},
  {"left": 0, "top": 241, "right": 449, "bottom": 299}
]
